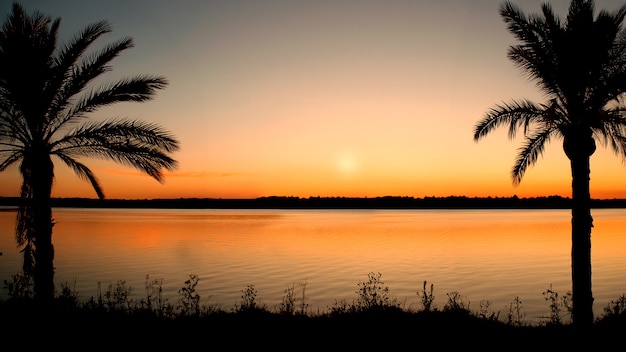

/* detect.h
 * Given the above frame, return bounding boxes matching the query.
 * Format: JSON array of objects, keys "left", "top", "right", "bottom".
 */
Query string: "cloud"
[
  {"left": 168, "top": 171, "right": 250, "bottom": 178},
  {"left": 94, "top": 168, "right": 251, "bottom": 178}
]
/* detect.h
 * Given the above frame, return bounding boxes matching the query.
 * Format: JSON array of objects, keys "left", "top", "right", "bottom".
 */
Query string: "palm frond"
[
  {"left": 46, "top": 20, "right": 113, "bottom": 128},
  {"left": 473, "top": 99, "right": 544, "bottom": 141},
  {"left": 501, "top": 1, "right": 561, "bottom": 95},
  {"left": 614, "top": 135, "right": 626, "bottom": 163},
  {"left": 51, "top": 118, "right": 179, "bottom": 183},
  {"left": 512, "top": 128, "right": 554, "bottom": 185},
  {"left": 595, "top": 108, "right": 626, "bottom": 158},
  {"left": 0, "top": 106, "right": 31, "bottom": 144},
  {"left": 54, "top": 153, "right": 104, "bottom": 198},
  {"left": 46, "top": 37, "right": 135, "bottom": 138},
  {"left": 59, "top": 143, "right": 177, "bottom": 183},
  {"left": 56, "top": 118, "right": 180, "bottom": 152},
  {"left": 68, "top": 75, "right": 168, "bottom": 116},
  {"left": 1, "top": 3, "right": 56, "bottom": 52},
  {"left": 500, "top": 2, "right": 532, "bottom": 41},
  {"left": 0, "top": 150, "right": 22, "bottom": 172},
  {"left": 54, "top": 20, "right": 112, "bottom": 73},
  {"left": 565, "top": 0, "right": 595, "bottom": 30},
  {"left": 64, "top": 38, "right": 133, "bottom": 100}
]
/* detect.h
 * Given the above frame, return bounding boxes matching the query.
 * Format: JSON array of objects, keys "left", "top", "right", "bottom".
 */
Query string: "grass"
[{"left": 2, "top": 271, "right": 625, "bottom": 349}]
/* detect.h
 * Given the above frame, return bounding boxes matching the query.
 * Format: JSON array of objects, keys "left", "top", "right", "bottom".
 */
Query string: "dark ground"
[
  {"left": 5, "top": 194, "right": 626, "bottom": 209},
  {"left": 1, "top": 302, "right": 623, "bottom": 350}
]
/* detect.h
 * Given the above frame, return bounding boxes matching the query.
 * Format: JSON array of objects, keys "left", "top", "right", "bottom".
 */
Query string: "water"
[{"left": 1, "top": 207, "right": 625, "bottom": 324}]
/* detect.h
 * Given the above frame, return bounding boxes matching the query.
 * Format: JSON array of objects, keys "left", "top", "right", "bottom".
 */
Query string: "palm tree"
[
  {"left": 474, "top": 0, "right": 626, "bottom": 327},
  {"left": 0, "top": 3, "right": 180, "bottom": 302}
]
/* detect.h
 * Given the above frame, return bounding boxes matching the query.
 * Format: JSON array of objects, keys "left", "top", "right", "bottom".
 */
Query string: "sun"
[{"left": 336, "top": 153, "right": 358, "bottom": 176}]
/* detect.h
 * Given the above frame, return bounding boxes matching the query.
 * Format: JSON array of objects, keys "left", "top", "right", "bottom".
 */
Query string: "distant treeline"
[{"left": 2, "top": 195, "right": 626, "bottom": 209}]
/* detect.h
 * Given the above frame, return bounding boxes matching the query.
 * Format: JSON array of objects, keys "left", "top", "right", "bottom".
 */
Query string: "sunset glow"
[{"left": 2, "top": 0, "right": 626, "bottom": 200}]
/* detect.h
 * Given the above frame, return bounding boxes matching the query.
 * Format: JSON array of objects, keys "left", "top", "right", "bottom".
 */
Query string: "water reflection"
[{"left": 0, "top": 207, "right": 625, "bottom": 324}]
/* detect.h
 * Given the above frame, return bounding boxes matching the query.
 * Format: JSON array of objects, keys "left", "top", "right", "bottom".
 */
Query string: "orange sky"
[{"left": 2, "top": 0, "right": 626, "bottom": 200}]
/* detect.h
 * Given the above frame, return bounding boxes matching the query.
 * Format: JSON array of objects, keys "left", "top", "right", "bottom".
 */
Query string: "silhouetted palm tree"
[
  {"left": 0, "top": 3, "right": 179, "bottom": 302},
  {"left": 474, "top": 0, "right": 626, "bottom": 327}
]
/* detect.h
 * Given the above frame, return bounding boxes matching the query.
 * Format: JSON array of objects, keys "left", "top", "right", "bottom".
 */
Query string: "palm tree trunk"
[
  {"left": 569, "top": 151, "right": 594, "bottom": 327},
  {"left": 32, "top": 190, "right": 54, "bottom": 301},
  {"left": 24, "top": 151, "right": 55, "bottom": 302}
]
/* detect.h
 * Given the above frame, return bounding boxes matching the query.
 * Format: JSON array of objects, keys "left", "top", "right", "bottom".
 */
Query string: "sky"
[{"left": 1, "top": 0, "right": 626, "bottom": 200}]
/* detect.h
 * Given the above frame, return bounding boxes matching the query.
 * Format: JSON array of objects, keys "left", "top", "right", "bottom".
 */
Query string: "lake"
[{"left": 1, "top": 207, "right": 625, "bottom": 324}]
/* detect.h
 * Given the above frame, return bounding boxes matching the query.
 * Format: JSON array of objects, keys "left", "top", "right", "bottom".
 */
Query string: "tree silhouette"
[
  {"left": 474, "top": 0, "right": 626, "bottom": 327},
  {"left": 0, "top": 2, "right": 180, "bottom": 302}
]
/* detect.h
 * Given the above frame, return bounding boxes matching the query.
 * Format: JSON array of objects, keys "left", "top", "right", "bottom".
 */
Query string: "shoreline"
[{"left": 1, "top": 195, "right": 626, "bottom": 209}]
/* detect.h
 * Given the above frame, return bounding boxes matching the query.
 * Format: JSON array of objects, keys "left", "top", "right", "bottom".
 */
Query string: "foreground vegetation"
[{"left": 2, "top": 272, "right": 626, "bottom": 348}]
